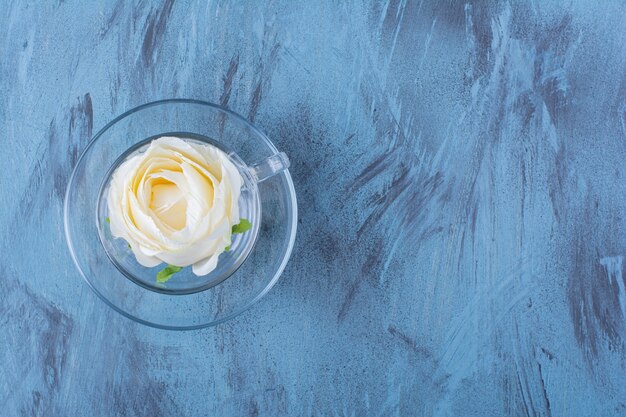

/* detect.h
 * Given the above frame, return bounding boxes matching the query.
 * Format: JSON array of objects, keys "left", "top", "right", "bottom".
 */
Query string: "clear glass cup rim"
[{"left": 63, "top": 98, "right": 298, "bottom": 330}]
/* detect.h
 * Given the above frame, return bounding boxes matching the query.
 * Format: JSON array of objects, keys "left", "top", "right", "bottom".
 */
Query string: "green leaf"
[
  {"left": 232, "top": 218, "right": 252, "bottom": 234},
  {"left": 156, "top": 265, "right": 182, "bottom": 283},
  {"left": 105, "top": 217, "right": 110, "bottom": 224},
  {"left": 224, "top": 245, "right": 231, "bottom": 252}
]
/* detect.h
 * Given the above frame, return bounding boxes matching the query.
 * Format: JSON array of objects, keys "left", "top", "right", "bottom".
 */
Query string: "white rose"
[{"left": 107, "top": 136, "right": 243, "bottom": 276}]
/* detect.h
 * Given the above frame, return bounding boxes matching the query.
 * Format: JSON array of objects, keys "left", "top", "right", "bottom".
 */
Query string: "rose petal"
[
  {"left": 157, "top": 220, "right": 229, "bottom": 267},
  {"left": 192, "top": 251, "right": 221, "bottom": 276},
  {"left": 180, "top": 161, "right": 213, "bottom": 227},
  {"left": 132, "top": 246, "right": 162, "bottom": 267}
]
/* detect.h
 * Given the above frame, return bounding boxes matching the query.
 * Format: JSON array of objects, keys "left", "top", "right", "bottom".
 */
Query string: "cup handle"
[{"left": 249, "top": 152, "right": 291, "bottom": 183}]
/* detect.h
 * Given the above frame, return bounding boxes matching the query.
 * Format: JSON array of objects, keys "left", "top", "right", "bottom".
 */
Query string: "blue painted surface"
[{"left": 2, "top": 1, "right": 626, "bottom": 415}]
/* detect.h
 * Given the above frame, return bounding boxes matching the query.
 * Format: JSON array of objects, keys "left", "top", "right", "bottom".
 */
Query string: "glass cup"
[{"left": 97, "top": 135, "right": 289, "bottom": 295}]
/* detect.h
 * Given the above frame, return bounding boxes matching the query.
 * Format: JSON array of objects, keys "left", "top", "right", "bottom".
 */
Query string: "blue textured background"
[{"left": 2, "top": 1, "right": 626, "bottom": 416}]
